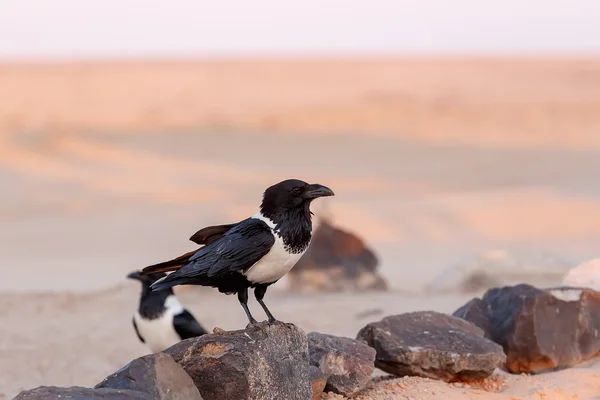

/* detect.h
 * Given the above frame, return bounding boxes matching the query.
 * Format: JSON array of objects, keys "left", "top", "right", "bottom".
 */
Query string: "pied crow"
[
  {"left": 127, "top": 270, "right": 208, "bottom": 352},
  {"left": 140, "top": 179, "right": 334, "bottom": 326}
]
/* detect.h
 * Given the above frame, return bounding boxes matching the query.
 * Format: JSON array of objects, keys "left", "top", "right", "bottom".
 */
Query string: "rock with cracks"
[
  {"left": 95, "top": 352, "right": 203, "bottom": 400},
  {"left": 453, "top": 283, "right": 600, "bottom": 373},
  {"left": 357, "top": 311, "right": 505, "bottom": 382},
  {"left": 14, "top": 386, "right": 151, "bottom": 399},
  {"left": 308, "top": 332, "right": 375, "bottom": 397},
  {"left": 165, "top": 321, "right": 311, "bottom": 400}
]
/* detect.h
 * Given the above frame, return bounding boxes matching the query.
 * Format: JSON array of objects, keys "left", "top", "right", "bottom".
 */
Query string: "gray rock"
[
  {"left": 95, "top": 353, "right": 202, "bottom": 400},
  {"left": 452, "top": 298, "right": 492, "bottom": 339},
  {"left": 309, "top": 366, "right": 327, "bottom": 400},
  {"left": 453, "top": 283, "right": 600, "bottom": 373},
  {"left": 356, "top": 311, "right": 506, "bottom": 382},
  {"left": 165, "top": 321, "right": 311, "bottom": 400},
  {"left": 308, "top": 332, "right": 375, "bottom": 397},
  {"left": 13, "top": 386, "right": 150, "bottom": 400}
]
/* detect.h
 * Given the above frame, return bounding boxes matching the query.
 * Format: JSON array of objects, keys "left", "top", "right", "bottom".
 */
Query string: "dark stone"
[
  {"left": 453, "top": 283, "right": 600, "bottom": 373},
  {"left": 13, "top": 386, "right": 151, "bottom": 400},
  {"left": 309, "top": 366, "right": 327, "bottom": 400},
  {"left": 95, "top": 353, "right": 202, "bottom": 400},
  {"left": 452, "top": 298, "right": 492, "bottom": 339},
  {"left": 356, "top": 311, "right": 506, "bottom": 382},
  {"left": 165, "top": 321, "right": 311, "bottom": 400},
  {"left": 308, "top": 332, "right": 375, "bottom": 397},
  {"left": 288, "top": 220, "right": 387, "bottom": 292}
]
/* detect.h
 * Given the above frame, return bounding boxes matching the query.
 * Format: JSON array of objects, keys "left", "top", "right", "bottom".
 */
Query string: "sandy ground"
[
  {"left": 2, "top": 129, "right": 599, "bottom": 293},
  {"left": 2, "top": 58, "right": 600, "bottom": 398}
]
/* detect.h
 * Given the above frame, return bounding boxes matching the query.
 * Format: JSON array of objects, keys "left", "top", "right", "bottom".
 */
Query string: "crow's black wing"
[
  {"left": 150, "top": 218, "right": 275, "bottom": 290},
  {"left": 173, "top": 309, "right": 208, "bottom": 339}
]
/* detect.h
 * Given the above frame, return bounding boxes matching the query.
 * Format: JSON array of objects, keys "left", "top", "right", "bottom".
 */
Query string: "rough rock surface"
[
  {"left": 308, "top": 332, "right": 376, "bottom": 396},
  {"left": 95, "top": 353, "right": 202, "bottom": 400},
  {"left": 14, "top": 386, "right": 151, "bottom": 399},
  {"left": 452, "top": 298, "right": 492, "bottom": 338},
  {"left": 309, "top": 365, "right": 328, "bottom": 400},
  {"left": 562, "top": 258, "right": 600, "bottom": 291},
  {"left": 357, "top": 311, "right": 506, "bottom": 382},
  {"left": 165, "top": 321, "right": 311, "bottom": 400},
  {"left": 288, "top": 220, "right": 387, "bottom": 292},
  {"left": 453, "top": 283, "right": 600, "bottom": 373},
  {"left": 425, "top": 249, "right": 573, "bottom": 294}
]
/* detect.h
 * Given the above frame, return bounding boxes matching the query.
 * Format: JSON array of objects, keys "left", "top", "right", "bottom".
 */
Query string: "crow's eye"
[{"left": 291, "top": 187, "right": 302, "bottom": 195}]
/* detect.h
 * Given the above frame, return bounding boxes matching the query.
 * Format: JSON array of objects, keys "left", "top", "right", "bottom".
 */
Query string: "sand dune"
[
  {"left": 2, "top": 127, "right": 600, "bottom": 292},
  {"left": 2, "top": 58, "right": 600, "bottom": 147}
]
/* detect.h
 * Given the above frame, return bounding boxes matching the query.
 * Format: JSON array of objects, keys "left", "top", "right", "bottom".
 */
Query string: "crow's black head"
[
  {"left": 128, "top": 270, "right": 173, "bottom": 303},
  {"left": 259, "top": 179, "right": 334, "bottom": 253},
  {"left": 260, "top": 179, "right": 334, "bottom": 215}
]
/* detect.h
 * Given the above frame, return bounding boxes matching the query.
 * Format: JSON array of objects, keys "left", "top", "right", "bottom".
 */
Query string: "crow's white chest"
[
  {"left": 243, "top": 213, "right": 310, "bottom": 284},
  {"left": 133, "top": 295, "right": 184, "bottom": 353}
]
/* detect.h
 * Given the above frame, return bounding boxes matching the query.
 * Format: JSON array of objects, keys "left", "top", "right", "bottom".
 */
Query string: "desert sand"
[
  {"left": 2, "top": 58, "right": 600, "bottom": 148},
  {"left": 2, "top": 58, "right": 600, "bottom": 399}
]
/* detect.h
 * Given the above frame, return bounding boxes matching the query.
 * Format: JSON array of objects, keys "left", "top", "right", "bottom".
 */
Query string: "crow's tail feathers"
[
  {"left": 140, "top": 249, "right": 197, "bottom": 275},
  {"left": 148, "top": 274, "right": 184, "bottom": 292}
]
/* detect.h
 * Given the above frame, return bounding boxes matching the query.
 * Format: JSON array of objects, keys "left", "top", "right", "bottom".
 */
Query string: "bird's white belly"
[
  {"left": 244, "top": 234, "right": 306, "bottom": 284},
  {"left": 134, "top": 311, "right": 181, "bottom": 353}
]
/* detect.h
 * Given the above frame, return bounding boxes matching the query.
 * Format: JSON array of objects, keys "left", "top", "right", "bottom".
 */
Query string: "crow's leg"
[
  {"left": 238, "top": 288, "right": 258, "bottom": 325},
  {"left": 254, "top": 284, "right": 277, "bottom": 323}
]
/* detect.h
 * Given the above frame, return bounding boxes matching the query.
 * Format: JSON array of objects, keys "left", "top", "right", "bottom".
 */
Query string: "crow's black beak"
[
  {"left": 127, "top": 271, "right": 143, "bottom": 281},
  {"left": 303, "top": 184, "right": 335, "bottom": 200}
]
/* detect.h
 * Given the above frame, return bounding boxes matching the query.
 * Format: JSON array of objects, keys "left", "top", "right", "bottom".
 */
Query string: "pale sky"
[{"left": 1, "top": 0, "right": 600, "bottom": 59}]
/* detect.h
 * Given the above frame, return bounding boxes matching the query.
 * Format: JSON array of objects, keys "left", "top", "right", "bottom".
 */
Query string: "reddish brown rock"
[
  {"left": 165, "top": 321, "right": 311, "bottom": 400},
  {"left": 453, "top": 283, "right": 600, "bottom": 373},
  {"left": 308, "top": 332, "right": 375, "bottom": 396},
  {"left": 309, "top": 366, "right": 328, "bottom": 400},
  {"left": 288, "top": 220, "right": 387, "bottom": 292},
  {"left": 357, "top": 311, "right": 505, "bottom": 382}
]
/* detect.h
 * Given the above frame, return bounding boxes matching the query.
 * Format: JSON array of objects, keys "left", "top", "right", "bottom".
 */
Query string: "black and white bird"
[
  {"left": 140, "top": 179, "right": 334, "bottom": 326},
  {"left": 127, "top": 270, "right": 208, "bottom": 353}
]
